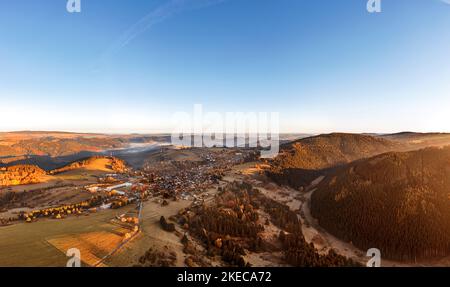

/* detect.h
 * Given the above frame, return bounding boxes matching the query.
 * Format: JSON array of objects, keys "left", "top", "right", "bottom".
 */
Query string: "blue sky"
[{"left": 0, "top": 0, "right": 449, "bottom": 133}]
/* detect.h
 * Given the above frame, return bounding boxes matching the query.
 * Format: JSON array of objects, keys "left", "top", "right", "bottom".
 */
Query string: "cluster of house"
[
  {"left": 86, "top": 182, "right": 133, "bottom": 194},
  {"left": 85, "top": 182, "right": 145, "bottom": 210},
  {"left": 15, "top": 149, "right": 257, "bottom": 224},
  {"left": 114, "top": 212, "right": 141, "bottom": 241},
  {"left": 136, "top": 149, "right": 255, "bottom": 203},
  {"left": 19, "top": 182, "right": 142, "bottom": 223}
]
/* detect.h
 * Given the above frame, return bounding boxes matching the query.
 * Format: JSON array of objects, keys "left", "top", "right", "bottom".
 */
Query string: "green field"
[{"left": 0, "top": 206, "right": 135, "bottom": 267}]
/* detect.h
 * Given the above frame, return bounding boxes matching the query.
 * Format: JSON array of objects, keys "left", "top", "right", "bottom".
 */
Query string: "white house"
[{"left": 105, "top": 182, "right": 132, "bottom": 192}]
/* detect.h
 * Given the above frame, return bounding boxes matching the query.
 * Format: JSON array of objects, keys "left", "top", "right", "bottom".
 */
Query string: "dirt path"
[
  {"left": 105, "top": 198, "right": 193, "bottom": 267},
  {"left": 301, "top": 186, "right": 367, "bottom": 263},
  {"left": 227, "top": 163, "right": 408, "bottom": 267}
]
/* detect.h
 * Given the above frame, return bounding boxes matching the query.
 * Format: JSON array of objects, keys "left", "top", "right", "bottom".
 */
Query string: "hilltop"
[
  {"left": 49, "top": 156, "right": 127, "bottom": 175},
  {"left": 267, "top": 133, "right": 401, "bottom": 188},
  {"left": 0, "top": 156, "right": 127, "bottom": 187}
]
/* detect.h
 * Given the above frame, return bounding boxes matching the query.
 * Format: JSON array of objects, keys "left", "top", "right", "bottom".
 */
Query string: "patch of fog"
[{"left": 103, "top": 142, "right": 171, "bottom": 154}]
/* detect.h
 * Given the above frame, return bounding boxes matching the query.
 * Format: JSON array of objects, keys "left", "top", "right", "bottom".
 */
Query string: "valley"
[{"left": 1, "top": 131, "right": 450, "bottom": 267}]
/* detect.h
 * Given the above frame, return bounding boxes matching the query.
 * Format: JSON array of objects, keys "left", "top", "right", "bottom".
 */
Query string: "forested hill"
[
  {"left": 311, "top": 146, "right": 450, "bottom": 261},
  {"left": 0, "top": 165, "right": 47, "bottom": 186},
  {"left": 48, "top": 156, "right": 127, "bottom": 175},
  {"left": 266, "top": 133, "right": 400, "bottom": 188}
]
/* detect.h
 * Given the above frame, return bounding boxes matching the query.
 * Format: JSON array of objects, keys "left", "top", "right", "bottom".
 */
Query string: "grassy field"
[
  {"left": 105, "top": 198, "right": 193, "bottom": 267},
  {"left": 0, "top": 156, "right": 136, "bottom": 267},
  {"left": 0, "top": 198, "right": 194, "bottom": 267},
  {"left": 0, "top": 205, "right": 135, "bottom": 267}
]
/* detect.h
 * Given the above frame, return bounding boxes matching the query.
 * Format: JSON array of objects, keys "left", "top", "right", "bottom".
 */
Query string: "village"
[
  {"left": 0, "top": 146, "right": 262, "bottom": 266},
  {"left": 6, "top": 148, "right": 257, "bottom": 228}
]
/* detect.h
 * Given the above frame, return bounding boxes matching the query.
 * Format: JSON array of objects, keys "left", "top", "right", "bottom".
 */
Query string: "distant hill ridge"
[
  {"left": 379, "top": 132, "right": 450, "bottom": 148},
  {"left": 0, "top": 137, "right": 125, "bottom": 157},
  {"left": 0, "top": 131, "right": 172, "bottom": 159}
]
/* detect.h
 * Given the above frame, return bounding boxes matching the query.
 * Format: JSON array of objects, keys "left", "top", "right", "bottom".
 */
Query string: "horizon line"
[{"left": 1, "top": 130, "right": 450, "bottom": 136}]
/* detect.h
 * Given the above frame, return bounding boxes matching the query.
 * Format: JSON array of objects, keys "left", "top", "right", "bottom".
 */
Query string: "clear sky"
[{"left": 0, "top": 0, "right": 449, "bottom": 134}]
